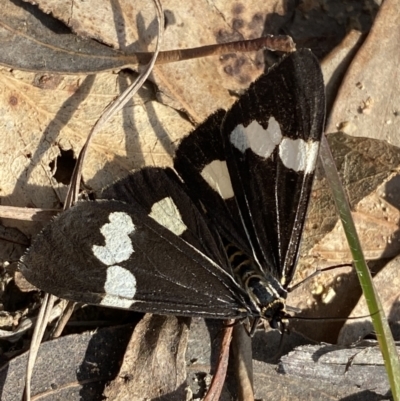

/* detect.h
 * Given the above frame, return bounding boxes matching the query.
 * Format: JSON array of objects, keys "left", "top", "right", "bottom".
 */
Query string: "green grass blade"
[{"left": 320, "top": 134, "right": 400, "bottom": 401}]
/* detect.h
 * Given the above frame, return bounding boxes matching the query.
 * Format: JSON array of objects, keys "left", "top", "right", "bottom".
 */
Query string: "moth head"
[{"left": 261, "top": 299, "right": 289, "bottom": 329}]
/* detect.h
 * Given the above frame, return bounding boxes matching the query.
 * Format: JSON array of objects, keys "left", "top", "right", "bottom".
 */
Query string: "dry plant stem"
[
  {"left": 203, "top": 321, "right": 234, "bottom": 401},
  {"left": 0, "top": 206, "right": 58, "bottom": 221},
  {"left": 64, "top": 0, "right": 164, "bottom": 205},
  {"left": 232, "top": 324, "right": 254, "bottom": 401},
  {"left": 137, "top": 35, "right": 296, "bottom": 65},
  {"left": 22, "top": 1, "right": 165, "bottom": 399},
  {"left": 50, "top": 301, "right": 76, "bottom": 339},
  {"left": 0, "top": 234, "right": 28, "bottom": 247},
  {"left": 24, "top": 293, "right": 56, "bottom": 401}
]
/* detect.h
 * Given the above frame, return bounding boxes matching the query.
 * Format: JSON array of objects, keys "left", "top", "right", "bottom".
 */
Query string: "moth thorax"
[{"left": 245, "top": 275, "right": 286, "bottom": 322}]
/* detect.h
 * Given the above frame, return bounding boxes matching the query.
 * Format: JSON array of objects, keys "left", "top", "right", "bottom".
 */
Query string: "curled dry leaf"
[
  {"left": 0, "top": 301, "right": 66, "bottom": 342},
  {"left": 14, "top": 271, "right": 38, "bottom": 292}
]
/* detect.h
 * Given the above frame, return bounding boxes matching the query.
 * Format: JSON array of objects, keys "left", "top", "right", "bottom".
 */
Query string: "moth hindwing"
[{"left": 19, "top": 49, "right": 325, "bottom": 327}]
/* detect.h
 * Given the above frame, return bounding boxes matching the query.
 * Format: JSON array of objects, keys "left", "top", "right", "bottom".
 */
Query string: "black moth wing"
[
  {"left": 174, "top": 110, "right": 252, "bottom": 256},
  {"left": 222, "top": 49, "right": 325, "bottom": 286},
  {"left": 96, "top": 167, "right": 230, "bottom": 273},
  {"left": 174, "top": 49, "right": 325, "bottom": 287},
  {"left": 19, "top": 169, "right": 253, "bottom": 318}
]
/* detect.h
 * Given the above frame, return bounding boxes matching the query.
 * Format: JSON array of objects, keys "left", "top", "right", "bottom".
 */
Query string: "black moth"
[{"left": 19, "top": 49, "right": 325, "bottom": 330}]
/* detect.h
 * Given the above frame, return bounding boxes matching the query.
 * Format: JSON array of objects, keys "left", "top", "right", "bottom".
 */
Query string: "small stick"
[
  {"left": 135, "top": 35, "right": 296, "bottom": 65},
  {"left": 0, "top": 206, "right": 58, "bottom": 222},
  {"left": 203, "top": 320, "right": 234, "bottom": 401}
]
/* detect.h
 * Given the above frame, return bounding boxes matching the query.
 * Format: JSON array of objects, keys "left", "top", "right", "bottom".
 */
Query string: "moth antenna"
[{"left": 287, "top": 263, "right": 353, "bottom": 293}]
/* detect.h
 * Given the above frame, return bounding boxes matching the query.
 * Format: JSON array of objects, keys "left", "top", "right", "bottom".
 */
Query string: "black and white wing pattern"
[
  {"left": 174, "top": 48, "right": 325, "bottom": 288},
  {"left": 20, "top": 168, "right": 252, "bottom": 319},
  {"left": 18, "top": 48, "right": 325, "bottom": 325}
]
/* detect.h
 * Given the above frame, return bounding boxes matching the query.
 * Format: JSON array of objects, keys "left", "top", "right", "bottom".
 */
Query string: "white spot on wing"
[
  {"left": 229, "top": 116, "right": 319, "bottom": 173},
  {"left": 149, "top": 197, "right": 187, "bottom": 236},
  {"left": 279, "top": 138, "right": 319, "bottom": 173},
  {"left": 200, "top": 160, "right": 234, "bottom": 200},
  {"left": 93, "top": 212, "right": 135, "bottom": 266},
  {"left": 230, "top": 118, "right": 282, "bottom": 158},
  {"left": 100, "top": 265, "right": 136, "bottom": 308}
]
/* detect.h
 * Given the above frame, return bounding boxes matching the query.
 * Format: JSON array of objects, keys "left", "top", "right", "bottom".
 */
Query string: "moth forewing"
[{"left": 220, "top": 48, "right": 325, "bottom": 287}]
